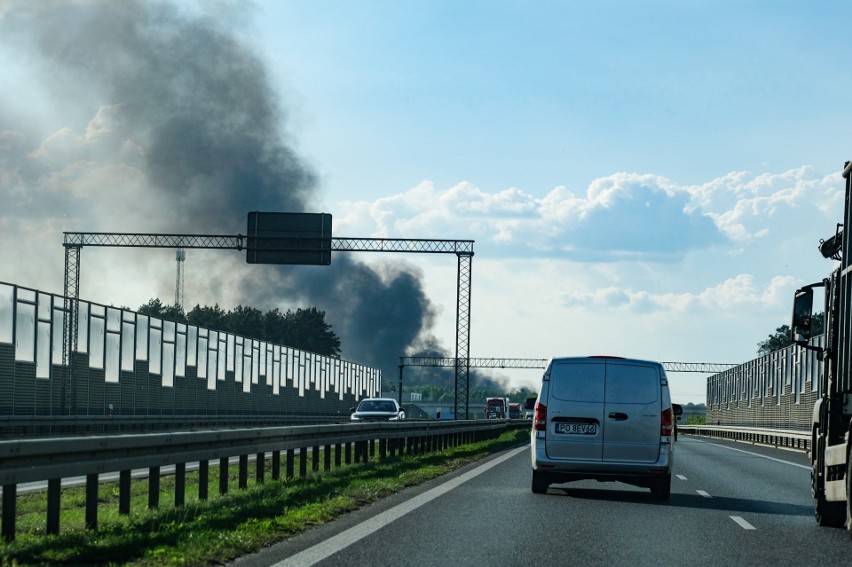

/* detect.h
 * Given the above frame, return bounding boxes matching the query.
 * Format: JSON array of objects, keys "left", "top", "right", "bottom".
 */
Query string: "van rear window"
[
  {"left": 549, "top": 361, "right": 659, "bottom": 404},
  {"left": 550, "top": 362, "right": 605, "bottom": 402},
  {"left": 604, "top": 364, "right": 659, "bottom": 404}
]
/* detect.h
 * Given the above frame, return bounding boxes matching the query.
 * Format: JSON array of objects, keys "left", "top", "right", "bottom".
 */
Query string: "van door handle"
[{"left": 608, "top": 412, "right": 628, "bottom": 421}]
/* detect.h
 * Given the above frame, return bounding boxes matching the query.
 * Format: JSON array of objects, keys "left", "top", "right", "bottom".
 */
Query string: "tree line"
[{"left": 135, "top": 299, "right": 341, "bottom": 358}]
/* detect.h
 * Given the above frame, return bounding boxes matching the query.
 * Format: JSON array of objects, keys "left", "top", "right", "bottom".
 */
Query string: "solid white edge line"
[
  {"left": 730, "top": 516, "right": 756, "bottom": 530},
  {"left": 689, "top": 438, "right": 810, "bottom": 470},
  {"left": 272, "top": 445, "right": 528, "bottom": 567}
]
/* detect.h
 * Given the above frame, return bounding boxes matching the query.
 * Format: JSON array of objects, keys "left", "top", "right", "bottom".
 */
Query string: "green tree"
[
  {"left": 222, "top": 305, "right": 266, "bottom": 340},
  {"left": 757, "top": 312, "right": 825, "bottom": 356},
  {"left": 757, "top": 324, "right": 792, "bottom": 356},
  {"left": 186, "top": 304, "right": 227, "bottom": 330},
  {"left": 282, "top": 307, "right": 341, "bottom": 357},
  {"left": 137, "top": 298, "right": 187, "bottom": 323}
]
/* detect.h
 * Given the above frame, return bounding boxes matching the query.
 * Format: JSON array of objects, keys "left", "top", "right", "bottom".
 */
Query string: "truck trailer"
[{"left": 792, "top": 159, "right": 852, "bottom": 535}]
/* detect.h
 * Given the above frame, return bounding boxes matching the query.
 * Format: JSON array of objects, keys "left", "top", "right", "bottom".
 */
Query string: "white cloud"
[{"left": 334, "top": 167, "right": 842, "bottom": 264}]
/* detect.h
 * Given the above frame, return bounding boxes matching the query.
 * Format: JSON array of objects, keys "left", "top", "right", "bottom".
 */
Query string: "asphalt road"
[{"left": 230, "top": 435, "right": 852, "bottom": 566}]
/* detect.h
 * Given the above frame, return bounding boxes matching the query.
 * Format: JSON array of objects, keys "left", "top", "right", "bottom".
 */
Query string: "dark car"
[{"left": 350, "top": 398, "right": 406, "bottom": 422}]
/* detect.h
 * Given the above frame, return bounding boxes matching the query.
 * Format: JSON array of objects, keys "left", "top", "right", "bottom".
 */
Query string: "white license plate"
[{"left": 554, "top": 423, "right": 597, "bottom": 435}]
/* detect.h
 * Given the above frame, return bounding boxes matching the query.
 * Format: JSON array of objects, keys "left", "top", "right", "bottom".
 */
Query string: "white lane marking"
[
  {"left": 272, "top": 445, "right": 528, "bottom": 567},
  {"left": 676, "top": 475, "right": 687, "bottom": 480},
  {"left": 696, "top": 490, "right": 712, "bottom": 498},
  {"left": 730, "top": 516, "right": 756, "bottom": 530},
  {"left": 690, "top": 438, "right": 810, "bottom": 470}
]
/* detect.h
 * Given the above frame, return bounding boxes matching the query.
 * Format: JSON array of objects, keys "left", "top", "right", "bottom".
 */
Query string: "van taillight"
[
  {"left": 661, "top": 407, "right": 673, "bottom": 436},
  {"left": 534, "top": 402, "right": 547, "bottom": 431}
]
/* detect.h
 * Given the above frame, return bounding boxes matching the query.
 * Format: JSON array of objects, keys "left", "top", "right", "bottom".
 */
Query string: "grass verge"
[{"left": 1, "top": 428, "right": 529, "bottom": 566}]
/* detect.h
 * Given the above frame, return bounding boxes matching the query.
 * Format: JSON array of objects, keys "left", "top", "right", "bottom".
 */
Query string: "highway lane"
[{"left": 232, "top": 436, "right": 852, "bottom": 567}]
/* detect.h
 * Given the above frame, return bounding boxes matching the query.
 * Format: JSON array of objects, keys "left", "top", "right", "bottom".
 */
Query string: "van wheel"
[
  {"left": 532, "top": 470, "right": 549, "bottom": 494},
  {"left": 650, "top": 474, "right": 671, "bottom": 500}
]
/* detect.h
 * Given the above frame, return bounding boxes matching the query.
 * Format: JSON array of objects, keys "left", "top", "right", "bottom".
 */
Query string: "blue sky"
[{"left": 1, "top": 1, "right": 851, "bottom": 403}]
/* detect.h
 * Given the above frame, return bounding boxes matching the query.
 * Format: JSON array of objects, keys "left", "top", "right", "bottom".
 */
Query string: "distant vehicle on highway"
[
  {"left": 530, "top": 356, "right": 675, "bottom": 499},
  {"left": 350, "top": 398, "right": 406, "bottom": 422},
  {"left": 523, "top": 395, "right": 536, "bottom": 419},
  {"left": 508, "top": 403, "right": 522, "bottom": 419},
  {"left": 484, "top": 397, "right": 508, "bottom": 419}
]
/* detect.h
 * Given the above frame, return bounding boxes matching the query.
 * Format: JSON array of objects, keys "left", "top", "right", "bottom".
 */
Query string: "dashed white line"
[
  {"left": 696, "top": 490, "right": 712, "bottom": 498},
  {"left": 730, "top": 516, "right": 756, "bottom": 530},
  {"left": 676, "top": 474, "right": 687, "bottom": 480}
]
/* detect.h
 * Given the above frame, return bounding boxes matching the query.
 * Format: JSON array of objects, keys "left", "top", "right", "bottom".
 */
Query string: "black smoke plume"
[{"left": 0, "top": 0, "right": 508, "bottom": 390}]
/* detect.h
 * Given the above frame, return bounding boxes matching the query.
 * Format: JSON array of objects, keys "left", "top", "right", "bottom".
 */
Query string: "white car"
[{"left": 350, "top": 398, "right": 405, "bottom": 422}]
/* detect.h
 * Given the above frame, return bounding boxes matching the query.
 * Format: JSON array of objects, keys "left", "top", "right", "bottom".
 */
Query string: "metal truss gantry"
[
  {"left": 400, "top": 357, "right": 739, "bottom": 374},
  {"left": 61, "top": 232, "right": 475, "bottom": 418},
  {"left": 398, "top": 357, "right": 740, "bottom": 413}
]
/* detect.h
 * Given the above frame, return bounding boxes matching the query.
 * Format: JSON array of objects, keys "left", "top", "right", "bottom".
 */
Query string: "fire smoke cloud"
[{"left": 0, "top": 0, "right": 507, "bottom": 391}]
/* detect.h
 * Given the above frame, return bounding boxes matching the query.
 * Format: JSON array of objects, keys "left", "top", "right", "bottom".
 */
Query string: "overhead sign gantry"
[{"left": 61, "top": 212, "right": 476, "bottom": 418}]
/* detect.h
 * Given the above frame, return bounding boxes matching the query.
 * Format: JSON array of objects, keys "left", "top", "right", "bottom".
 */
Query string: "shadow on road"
[{"left": 548, "top": 484, "right": 812, "bottom": 517}]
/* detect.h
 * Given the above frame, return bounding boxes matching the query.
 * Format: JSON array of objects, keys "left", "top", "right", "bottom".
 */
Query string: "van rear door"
[
  {"left": 544, "top": 359, "right": 605, "bottom": 461},
  {"left": 602, "top": 360, "right": 661, "bottom": 463}
]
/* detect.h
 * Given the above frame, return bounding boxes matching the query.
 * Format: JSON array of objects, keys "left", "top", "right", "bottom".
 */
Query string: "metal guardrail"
[
  {"left": 680, "top": 425, "right": 810, "bottom": 452},
  {"left": 0, "top": 420, "right": 521, "bottom": 541}
]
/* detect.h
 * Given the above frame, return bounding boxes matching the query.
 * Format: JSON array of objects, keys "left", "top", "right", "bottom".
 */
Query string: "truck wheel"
[
  {"left": 847, "top": 457, "right": 852, "bottom": 539},
  {"left": 532, "top": 470, "right": 549, "bottom": 494},
  {"left": 814, "top": 461, "right": 845, "bottom": 527},
  {"left": 650, "top": 473, "right": 671, "bottom": 500}
]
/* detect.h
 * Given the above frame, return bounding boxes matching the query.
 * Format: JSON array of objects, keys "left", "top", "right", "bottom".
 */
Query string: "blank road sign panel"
[{"left": 246, "top": 212, "right": 332, "bottom": 265}]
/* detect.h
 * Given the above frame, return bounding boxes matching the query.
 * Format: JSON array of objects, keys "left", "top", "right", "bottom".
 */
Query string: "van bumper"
[{"left": 531, "top": 438, "right": 673, "bottom": 487}]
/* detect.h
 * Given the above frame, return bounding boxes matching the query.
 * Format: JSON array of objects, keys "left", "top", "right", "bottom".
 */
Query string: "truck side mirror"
[
  {"left": 792, "top": 288, "right": 814, "bottom": 343},
  {"left": 524, "top": 396, "right": 537, "bottom": 410}
]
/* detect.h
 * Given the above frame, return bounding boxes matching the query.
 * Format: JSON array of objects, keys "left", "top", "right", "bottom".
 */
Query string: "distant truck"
[
  {"left": 484, "top": 397, "right": 508, "bottom": 419},
  {"left": 792, "top": 159, "right": 852, "bottom": 533},
  {"left": 508, "top": 402, "right": 522, "bottom": 419}
]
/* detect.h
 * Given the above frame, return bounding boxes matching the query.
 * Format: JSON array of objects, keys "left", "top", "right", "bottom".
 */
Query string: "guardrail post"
[
  {"left": 47, "top": 479, "right": 60, "bottom": 534},
  {"left": 324, "top": 445, "right": 331, "bottom": 471},
  {"left": 239, "top": 455, "right": 248, "bottom": 489},
  {"left": 286, "top": 449, "right": 295, "bottom": 478},
  {"left": 148, "top": 467, "right": 160, "bottom": 509},
  {"left": 119, "top": 470, "right": 131, "bottom": 514},
  {"left": 2, "top": 484, "right": 16, "bottom": 542},
  {"left": 345, "top": 442, "right": 352, "bottom": 464},
  {"left": 85, "top": 474, "right": 98, "bottom": 530},
  {"left": 312, "top": 446, "right": 320, "bottom": 471},
  {"left": 199, "top": 461, "right": 209, "bottom": 500},
  {"left": 272, "top": 451, "right": 281, "bottom": 480},
  {"left": 335, "top": 443, "right": 342, "bottom": 467},
  {"left": 175, "top": 463, "right": 186, "bottom": 507}
]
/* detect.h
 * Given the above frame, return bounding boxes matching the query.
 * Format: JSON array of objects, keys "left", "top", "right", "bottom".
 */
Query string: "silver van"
[{"left": 530, "top": 356, "right": 675, "bottom": 499}]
